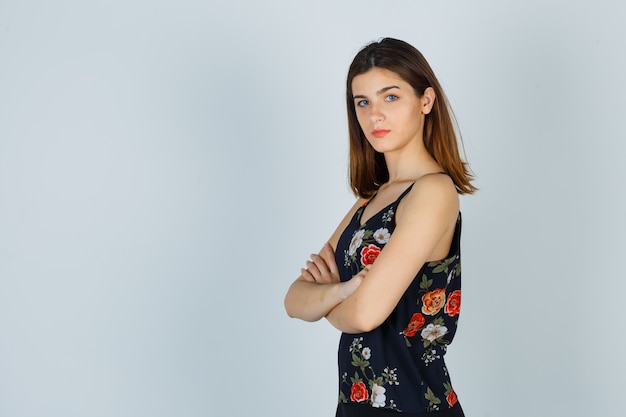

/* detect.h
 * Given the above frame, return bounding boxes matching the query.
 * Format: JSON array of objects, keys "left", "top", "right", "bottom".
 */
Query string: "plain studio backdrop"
[{"left": 1, "top": 1, "right": 625, "bottom": 416}]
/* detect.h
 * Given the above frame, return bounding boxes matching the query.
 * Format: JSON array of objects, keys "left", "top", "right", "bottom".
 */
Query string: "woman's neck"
[{"left": 384, "top": 146, "right": 441, "bottom": 183}]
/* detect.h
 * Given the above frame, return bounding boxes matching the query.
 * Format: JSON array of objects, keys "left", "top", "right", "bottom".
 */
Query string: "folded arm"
[
  {"left": 284, "top": 271, "right": 366, "bottom": 322},
  {"left": 284, "top": 198, "right": 367, "bottom": 322}
]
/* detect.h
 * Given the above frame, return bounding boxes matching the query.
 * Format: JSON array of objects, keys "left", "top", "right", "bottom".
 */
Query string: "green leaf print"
[
  {"left": 428, "top": 255, "right": 456, "bottom": 274},
  {"left": 339, "top": 391, "right": 348, "bottom": 403},
  {"left": 419, "top": 274, "right": 433, "bottom": 290},
  {"left": 350, "top": 371, "right": 362, "bottom": 384},
  {"left": 425, "top": 387, "right": 442, "bottom": 406},
  {"left": 351, "top": 353, "right": 370, "bottom": 369},
  {"left": 423, "top": 337, "right": 449, "bottom": 348}
]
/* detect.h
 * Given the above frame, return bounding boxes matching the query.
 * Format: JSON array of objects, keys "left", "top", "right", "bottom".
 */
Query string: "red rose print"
[
  {"left": 421, "top": 288, "right": 446, "bottom": 316},
  {"left": 403, "top": 312, "right": 426, "bottom": 337},
  {"left": 446, "top": 388, "right": 458, "bottom": 407},
  {"left": 445, "top": 290, "right": 461, "bottom": 317},
  {"left": 350, "top": 381, "right": 369, "bottom": 403},
  {"left": 360, "top": 244, "right": 381, "bottom": 266}
]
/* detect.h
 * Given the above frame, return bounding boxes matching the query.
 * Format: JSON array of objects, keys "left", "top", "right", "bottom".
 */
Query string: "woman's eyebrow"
[{"left": 352, "top": 85, "right": 401, "bottom": 99}]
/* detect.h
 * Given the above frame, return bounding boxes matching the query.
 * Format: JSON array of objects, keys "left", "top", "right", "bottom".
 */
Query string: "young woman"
[{"left": 284, "top": 38, "right": 476, "bottom": 417}]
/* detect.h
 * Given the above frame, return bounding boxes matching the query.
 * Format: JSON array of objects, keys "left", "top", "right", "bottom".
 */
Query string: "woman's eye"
[
  {"left": 356, "top": 99, "right": 369, "bottom": 108},
  {"left": 385, "top": 94, "right": 398, "bottom": 102}
]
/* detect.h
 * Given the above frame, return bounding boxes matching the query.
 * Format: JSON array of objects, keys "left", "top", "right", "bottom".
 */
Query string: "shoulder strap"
[{"left": 394, "top": 183, "right": 415, "bottom": 205}]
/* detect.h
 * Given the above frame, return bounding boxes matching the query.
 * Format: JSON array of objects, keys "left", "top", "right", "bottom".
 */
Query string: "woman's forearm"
[
  {"left": 284, "top": 279, "right": 347, "bottom": 322},
  {"left": 325, "top": 301, "right": 364, "bottom": 334},
  {"left": 325, "top": 287, "right": 378, "bottom": 334}
]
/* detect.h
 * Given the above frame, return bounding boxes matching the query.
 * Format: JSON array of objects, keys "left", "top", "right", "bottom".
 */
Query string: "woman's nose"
[{"left": 369, "top": 103, "right": 385, "bottom": 124}]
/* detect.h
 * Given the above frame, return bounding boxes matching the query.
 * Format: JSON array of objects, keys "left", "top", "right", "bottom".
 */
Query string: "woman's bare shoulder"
[{"left": 397, "top": 173, "right": 459, "bottom": 223}]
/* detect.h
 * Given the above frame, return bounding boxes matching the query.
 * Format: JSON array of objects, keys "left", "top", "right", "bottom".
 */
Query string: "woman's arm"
[
  {"left": 326, "top": 175, "right": 459, "bottom": 333},
  {"left": 284, "top": 198, "right": 367, "bottom": 321},
  {"left": 284, "top": 271, "right": 365, "bottom": 322}
]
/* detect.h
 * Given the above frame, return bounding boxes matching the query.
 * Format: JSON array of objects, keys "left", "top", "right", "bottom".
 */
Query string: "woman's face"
[{"left": 351, "top": 68, "right": 434, "bottom": 155}]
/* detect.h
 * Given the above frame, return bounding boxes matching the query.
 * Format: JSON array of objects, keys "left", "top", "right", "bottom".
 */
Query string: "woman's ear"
[{"left": 421, "top": 87, "right": 436, "bottom": 115}]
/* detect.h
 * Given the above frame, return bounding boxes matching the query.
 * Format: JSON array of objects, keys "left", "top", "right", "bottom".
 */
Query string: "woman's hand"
[
  {"left": 339, "top": 265, "right": 370, "bottom": 298},
  {"left": 285, "top": 240, "right": 369, "bottom": 322},
  {"left": 301, "top": 243, "right": 340, "bottom": 284},
  {"left": 301, "top": 241, "right": 370, "bottom": 301}
]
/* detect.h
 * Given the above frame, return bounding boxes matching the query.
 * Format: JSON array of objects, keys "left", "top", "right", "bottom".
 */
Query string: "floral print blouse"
[{"left": 334, "top": 184, "right": 463, "bottom": 416}]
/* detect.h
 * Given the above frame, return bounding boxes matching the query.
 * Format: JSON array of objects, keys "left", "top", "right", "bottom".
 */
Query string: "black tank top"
[{"left": 334, "top": 183, "right": 464, "bottom": 416}]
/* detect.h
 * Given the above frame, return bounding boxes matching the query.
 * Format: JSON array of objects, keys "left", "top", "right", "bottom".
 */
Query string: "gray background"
[{"left": 1, "top": 1, "right": 625, "bottom": 416}]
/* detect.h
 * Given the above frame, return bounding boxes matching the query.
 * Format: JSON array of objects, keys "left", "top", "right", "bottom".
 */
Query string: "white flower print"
[
  {"left": 421, "top": 324, "right": 449, "bottom": 342},
  {"left": 381, "top": 208, "right": 395, "bottom": 223},
  {"left": 371, "top": 383, "right": 386, "bottom": 408},
  {"left": 447, "top": 269, "right": 455, "bottom": 284},
  {"left": 361, "top": 347, "right": 371, "bottom": 360},
  {"left": 349, "top": 229, "right": 365, "bottom": 256},
  {"left": 349, "top": 337, "right": 363, "bottom": 353},
  {"left": 373, "top": 228, "right": 390, "bottom": 244},
  {"left": 422, "top": 349, "right": 441, "bottom": 365},
  {"left": 383, "top": 367, "right": 399, "bottom": 385}
]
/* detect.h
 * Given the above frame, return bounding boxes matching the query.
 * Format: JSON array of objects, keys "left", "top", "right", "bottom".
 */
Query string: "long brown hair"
[{"left": 346, "top": 38, "right": 477, "bottom": 198}]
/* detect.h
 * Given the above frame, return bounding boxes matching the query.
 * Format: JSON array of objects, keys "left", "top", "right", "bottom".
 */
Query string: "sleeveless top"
[{"left": 334, "top": 183, "right": 463, "bottom": 416}]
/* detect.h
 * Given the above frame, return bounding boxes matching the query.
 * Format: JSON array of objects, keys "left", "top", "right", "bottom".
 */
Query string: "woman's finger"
[
  {"left": 306, "top": 260, "right": 321, "bottom": 279},
  {"left": 310, "top": 253, "right": 330, "bottom": 276},
  {"left": 320, "top": 243, "right": 339, "bottom": 277},
  {"left": 300, "top": 268, "right": 316, "bottom": 282}
]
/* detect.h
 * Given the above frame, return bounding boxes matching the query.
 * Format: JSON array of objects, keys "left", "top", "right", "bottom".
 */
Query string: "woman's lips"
[{"left": 372, "top": 129, "right": 390, "bottom": 138}]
